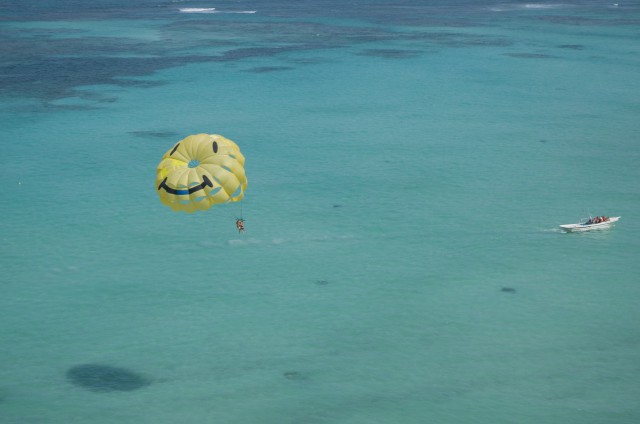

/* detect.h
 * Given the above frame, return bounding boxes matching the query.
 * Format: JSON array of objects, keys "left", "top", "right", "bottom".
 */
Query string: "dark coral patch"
[
  {"left": 66, "top": 364, "right": 150, "bottom": 392},
  {"left": 357, "top": 48, "right": 422, "bottom": 59},
  {"left": 504, "top": 52, "right": 556, "bottom": 59},
  {"left": 129, "top": 130, "right": 178, "bottom": 139},
  {"left": 246, "top": 66, "right": 294, "bottom": 73},
  {"left": 558, "top": 44, "right": 585, "bottom": 50}
]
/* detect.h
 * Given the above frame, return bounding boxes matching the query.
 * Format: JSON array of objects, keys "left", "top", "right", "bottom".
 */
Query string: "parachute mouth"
[{"left": 157, "top": 175, "right": 213, "bottom": 195}]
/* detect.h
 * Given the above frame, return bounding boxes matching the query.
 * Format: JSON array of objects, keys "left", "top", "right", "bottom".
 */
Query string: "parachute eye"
[
  {"left": 170, "top": 143, "right": 180, "bottom": 156},
  {"left": 212, "top": 141, "right": 218, "bottom": 154}
]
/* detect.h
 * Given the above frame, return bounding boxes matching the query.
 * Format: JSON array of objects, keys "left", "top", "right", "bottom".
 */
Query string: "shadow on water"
[
  {"left": 66, "top": 364, "right": 151, "bottom": 392},
  {"left": 561, "top": 229, "right": 619, "bottom": 240}
]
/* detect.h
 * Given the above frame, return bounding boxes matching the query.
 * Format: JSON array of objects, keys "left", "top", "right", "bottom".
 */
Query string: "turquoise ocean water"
[{"left": 2, "top": 1, "right": 640, "bottom": 422}]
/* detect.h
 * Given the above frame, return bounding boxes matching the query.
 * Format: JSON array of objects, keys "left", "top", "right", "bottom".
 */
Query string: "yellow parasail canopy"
[{"left": 155, "top": 133, "right": 247, "bottom": 213}]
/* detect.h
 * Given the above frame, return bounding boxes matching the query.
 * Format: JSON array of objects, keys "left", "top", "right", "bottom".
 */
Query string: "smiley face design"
[{"left": 156, "top": 133, "right": 247, "bottom": 212}]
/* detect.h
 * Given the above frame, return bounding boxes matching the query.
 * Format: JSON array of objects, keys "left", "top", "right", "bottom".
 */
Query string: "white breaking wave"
[
  {"left": 178, "top": 8, "right": 256, "bottom": 14},
  {"left": 179, "top": 7, "right": 216, "bottom": 13},
  {"left": 489, "top": 3, "right": 568, "bottom": 12},
  {"left": 523, "top": 3, "right": 565, "bottom": 9}
]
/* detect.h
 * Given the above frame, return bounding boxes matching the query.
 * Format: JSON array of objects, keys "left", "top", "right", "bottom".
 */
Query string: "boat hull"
[{"left": 559, "top": 216, "right": 620, "bottom": 232}]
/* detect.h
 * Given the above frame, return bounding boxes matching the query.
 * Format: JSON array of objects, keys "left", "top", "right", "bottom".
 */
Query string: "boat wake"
[
  {"left": 197, "top": 233, "right": 355, "bottom": 248},
  {"left": 542, "top": 227, "right": 564, "bottom": 233}
]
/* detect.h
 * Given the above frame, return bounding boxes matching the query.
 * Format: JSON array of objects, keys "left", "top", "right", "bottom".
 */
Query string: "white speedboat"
[{"left": 559, "top": 216, "right": 620, "bottom": 233}]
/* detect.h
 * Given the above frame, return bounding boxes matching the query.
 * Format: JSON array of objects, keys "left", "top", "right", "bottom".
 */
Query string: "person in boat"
[
  {"left": 235, "top": 218, "right": 245, "bottom": 233},
  {"left": 587, "top": 216, "right": 608, "bottom": 225}
]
